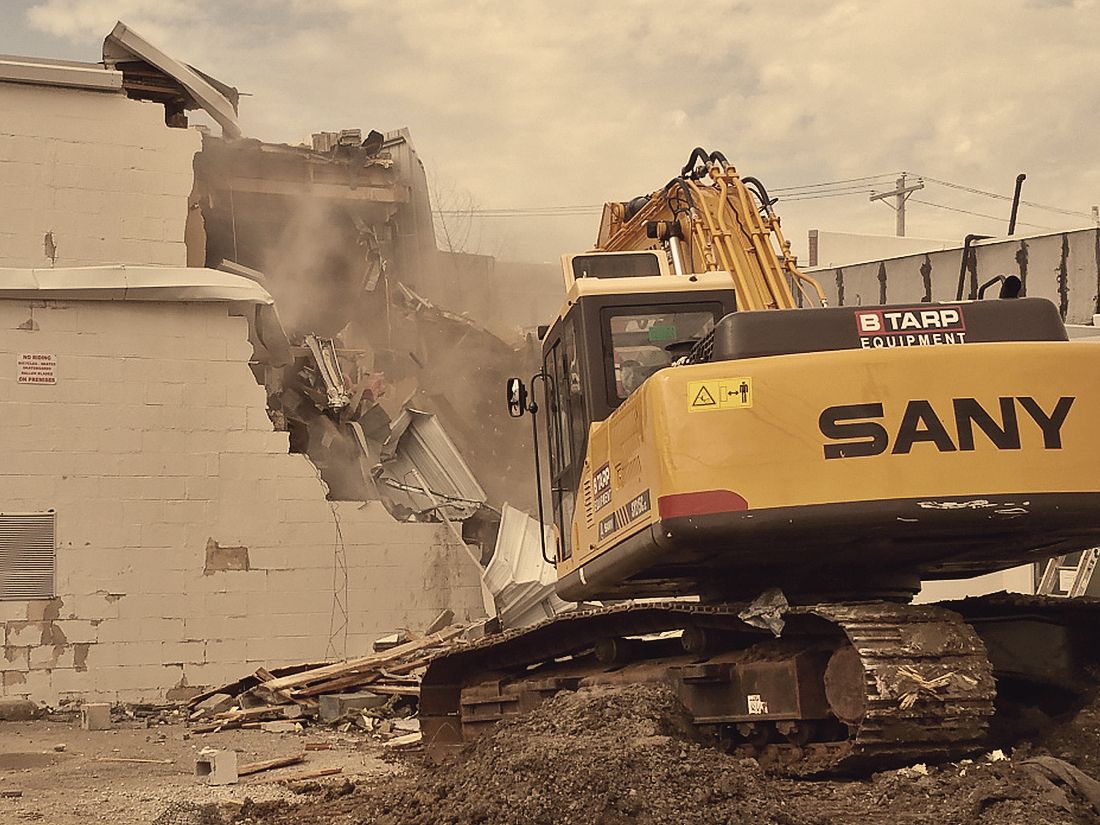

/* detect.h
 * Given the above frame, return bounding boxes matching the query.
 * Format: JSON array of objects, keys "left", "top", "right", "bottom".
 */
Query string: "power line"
[
  {"left": 430, "top": 172, "right": 902, "bottom": 217},
  {"left": 779, "top": 184, "right": 880, "bottom": 198},
  {"left": 917, "top": 174, "right": 1093, "bottom": 219},
  {"left": 434, "top": 208, "right": 601, "bottom": 217},
  {"left": 433, "top": 182, "right": 884, "bottom": 217},
  {"left": 784, "top": 189, "right": 876, "bottom": 202},
  {"left": 431, "top": 170, "right": 1090, "bottom": 223},
  {"left": 909, "top": 198, "right": 1053, "bottom": 230},
  {"left": 771, "top": 172, "right": 900, "bottom": 193}
]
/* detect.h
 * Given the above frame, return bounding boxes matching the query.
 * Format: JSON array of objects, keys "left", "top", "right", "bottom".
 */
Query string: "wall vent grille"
[{"left": 0, "top": 511, "right": 56, "bottom": 600}]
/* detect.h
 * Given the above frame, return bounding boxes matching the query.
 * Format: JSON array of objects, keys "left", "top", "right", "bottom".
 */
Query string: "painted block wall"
[
  {"left": 808, "top": 227, "right": 1100, "bottom": 324},
  {"left": 0, "top": 298, "right": 486, "bottom": 703},
  {"left": 0, "top": 81, "right": 198, "bottom": 268}
]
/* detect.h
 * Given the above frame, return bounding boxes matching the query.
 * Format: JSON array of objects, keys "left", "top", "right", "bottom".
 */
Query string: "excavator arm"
[{"left": 595, "top": 148, "right": 828, "bottom": 311}]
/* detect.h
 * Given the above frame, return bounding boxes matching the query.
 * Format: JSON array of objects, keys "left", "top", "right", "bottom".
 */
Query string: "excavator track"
[{"left": 421, "top": 600, "right": 996, "bottom": 775}]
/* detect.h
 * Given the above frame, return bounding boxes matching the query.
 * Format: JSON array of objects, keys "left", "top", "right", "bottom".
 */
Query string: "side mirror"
[{"left": 506, "top": 377, "right": 528, "bottom": 418}]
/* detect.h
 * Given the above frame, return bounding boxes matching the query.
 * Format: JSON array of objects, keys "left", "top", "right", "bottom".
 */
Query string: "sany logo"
[
  {"left": 856, "top": 307, "right": 965, "bottom": 335},
  {"left": 819, "top": 396, "right": 1074, "bottom": 459}
]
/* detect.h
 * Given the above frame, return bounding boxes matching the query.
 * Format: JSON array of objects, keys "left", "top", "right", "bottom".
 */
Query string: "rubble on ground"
[
  {"left": 159, "top": 683, "right": 1100, "bottom": 825},
  {"left": 185, "top": 620, "right": 480, "bottom": 744}
]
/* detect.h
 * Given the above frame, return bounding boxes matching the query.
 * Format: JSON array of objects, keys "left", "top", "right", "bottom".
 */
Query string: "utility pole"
[
  {"left": 870, "top": 173, "right": 925, "bottom": 237},
  {"left": 1092, "top": 205, "right": 1099, "bottom": 227}
]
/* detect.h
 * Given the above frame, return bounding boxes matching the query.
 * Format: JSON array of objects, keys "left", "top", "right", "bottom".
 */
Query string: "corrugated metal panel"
[
  {"left": 485, "top": 504, "right": 568, "bottom": 628},
  {"left": 379, "top": 408, "right": 487, "bottom": 520},
  {"left": 0, "top": 511, "right": 56, "bottom": 600}
]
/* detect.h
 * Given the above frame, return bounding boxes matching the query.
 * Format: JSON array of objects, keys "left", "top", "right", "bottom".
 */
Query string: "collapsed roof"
[{"left": 102, "top": 21, "right": 241, "bottom": 137}]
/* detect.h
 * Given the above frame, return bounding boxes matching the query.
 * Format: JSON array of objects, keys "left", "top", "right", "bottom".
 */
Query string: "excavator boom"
[{"left": 595, "top": 148, "right": 827, "bottom": 310}]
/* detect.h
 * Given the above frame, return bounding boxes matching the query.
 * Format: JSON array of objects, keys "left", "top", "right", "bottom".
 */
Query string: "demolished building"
[{"left": 0, "top": 23, "right": 553, "bottom": 703}]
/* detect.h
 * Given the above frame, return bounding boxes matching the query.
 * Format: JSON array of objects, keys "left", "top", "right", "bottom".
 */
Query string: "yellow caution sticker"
[{"left": 688, "top": 377, "right": 753, "bottom": 411}]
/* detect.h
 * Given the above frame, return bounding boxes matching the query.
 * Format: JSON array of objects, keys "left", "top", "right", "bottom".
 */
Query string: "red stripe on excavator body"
[{"left": 657, "top": 490, "right": 749, "bottom": 519}]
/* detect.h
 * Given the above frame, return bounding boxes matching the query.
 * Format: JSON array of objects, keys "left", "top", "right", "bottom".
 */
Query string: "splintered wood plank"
[
  {"left": 238, "top": 753, "right": 306, "bottom": 777},
  {"left": 260, "top": 626, "right": 463, "bottom": 692}
]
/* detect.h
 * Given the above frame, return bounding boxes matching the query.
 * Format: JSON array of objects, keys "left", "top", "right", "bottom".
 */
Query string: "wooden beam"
[
  {"left": 238, "top": 753, "right": 306, "bottom": 777},
  {"left": 260, "top": 626, "right": 462, "bottom": 693}
]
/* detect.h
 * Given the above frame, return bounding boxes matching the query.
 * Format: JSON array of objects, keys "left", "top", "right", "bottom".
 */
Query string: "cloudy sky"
[{"left": 2, "top": 0, "right": 1099, "bottom": 263}]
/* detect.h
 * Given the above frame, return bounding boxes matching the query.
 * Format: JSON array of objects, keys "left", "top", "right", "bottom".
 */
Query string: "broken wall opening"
[{"left": 190, "top": 130, "right": 540, "bottom": 524}]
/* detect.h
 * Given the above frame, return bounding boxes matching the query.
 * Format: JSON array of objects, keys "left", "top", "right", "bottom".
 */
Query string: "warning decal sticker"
[
  {"left": 687, "top": 377, "right": 753, "bottom": 411},
  {"left": 598, "top": 490, "right": 652, "bottom": 541}
]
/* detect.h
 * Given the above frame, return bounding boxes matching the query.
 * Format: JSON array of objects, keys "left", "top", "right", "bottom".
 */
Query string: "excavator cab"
[{"left": 525, "top": 250, "right": 737, "bottom": 562}]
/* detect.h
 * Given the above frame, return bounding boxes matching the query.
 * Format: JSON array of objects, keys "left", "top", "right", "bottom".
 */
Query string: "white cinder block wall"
[
  {"left": 0, "top": 299, "right": 486, "bottom": 703},
  {"left": 0, "top": 81, "right": 197, "bottom": 268}
]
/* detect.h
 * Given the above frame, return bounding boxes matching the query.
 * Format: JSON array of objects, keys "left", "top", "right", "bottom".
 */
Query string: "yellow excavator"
[{"left": 421, "top": 148, "right": 1100, "bottom": 772}]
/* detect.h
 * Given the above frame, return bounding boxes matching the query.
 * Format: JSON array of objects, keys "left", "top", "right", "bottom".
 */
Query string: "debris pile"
[
  {"left": 180, "top": 683, "right": 1100, "bottom": 825},
  {"left": 1029, "top": 684, "right": 1100, "bottom": 777},
  {"left": 186, "top": 623, "right": 470, "bottom": 744}
]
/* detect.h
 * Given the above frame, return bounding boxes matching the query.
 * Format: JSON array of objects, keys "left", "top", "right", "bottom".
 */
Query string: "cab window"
[
  {"left": 606, "top": 307, "right": 719, "bottom": 401},
  {"left": 543, "top": 321, "right": 587, "bottom": 562}
]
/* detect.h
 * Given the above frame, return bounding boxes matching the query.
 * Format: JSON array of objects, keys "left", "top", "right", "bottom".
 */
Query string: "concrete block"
[
  {"left": 17, "top": 669, "right": 56, "bottom": 705},
  {"left": 318, "top": 691, "right": 389, "bottom": 723},
  {"left": 253, "top": 634, "right": 325, "bottom": 665},
  {"left": 181, "top": 662, "right": 236, "bottom": 690},
  {"left": 284, "top": 500, "right": 335, "bottom": 523},
  {"left": 195, "top": 747, "right": 237, "bottom": 785},
  {"left": 180, "top": 385, "right": 227, "bottom": 409},
  {"left": 139, "top": 521, "right": 188, "bottom": 548},
  {"left": 223, "top": 431, "right": 285, "bottom": 453},
  {"left": 80, "top": 702, "right": 111, "bottom": 730},
  {"left": 51, "top": 620, "right": 99, "bottom": 645},
  {"left": 181, "top": 478, "right": 218, "bottom": 504},
  {"left": 49, "top": 667, "right": 94, "bottom": 694}
]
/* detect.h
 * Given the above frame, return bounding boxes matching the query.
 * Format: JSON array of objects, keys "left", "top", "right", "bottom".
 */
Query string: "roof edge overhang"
[
  {"left": 103, "top": 20, "right": 241, "bottom": 138},
  {"left": 0, "top": 265, "right": 274, "bottom": 305},
  {"left": 0, "top": 55, "right": 123, "bottom": 93}
]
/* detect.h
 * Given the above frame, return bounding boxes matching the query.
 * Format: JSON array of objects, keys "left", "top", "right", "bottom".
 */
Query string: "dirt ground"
[
  {"left": 231, "top": 684, "right": 1100, "bottom": 825},
  {"left": 4, "top": 685, "right": 1100, "bottom": 825},
  {"left": 0, "top": 715, "right": 395, "bottom": 824}
]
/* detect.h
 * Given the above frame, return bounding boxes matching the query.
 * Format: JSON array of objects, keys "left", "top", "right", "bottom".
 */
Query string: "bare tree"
[{"left": 428, "top": 172, "right": 505, "bottom": 259}]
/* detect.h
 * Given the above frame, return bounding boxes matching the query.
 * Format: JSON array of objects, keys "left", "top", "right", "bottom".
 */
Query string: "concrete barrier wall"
[
  {"left": 0, "top": 299, "right": 485, "bottom": 703},
  {"left": 810, "top": 227, "right": 1100, "bottom": 324}
]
